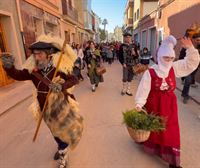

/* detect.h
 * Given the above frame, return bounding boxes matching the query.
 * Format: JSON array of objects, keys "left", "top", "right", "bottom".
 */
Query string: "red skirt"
[{"left": 144, "top": 68, "right": 181, "bottom": 166}]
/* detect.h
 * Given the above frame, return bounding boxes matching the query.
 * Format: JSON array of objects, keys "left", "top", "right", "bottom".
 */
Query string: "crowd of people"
[
  {"left": 70, "top": 40, "right": 124, "bottom": 92},
  {"left": 70, "top": 35, "right": 155, "bottom": 94}
]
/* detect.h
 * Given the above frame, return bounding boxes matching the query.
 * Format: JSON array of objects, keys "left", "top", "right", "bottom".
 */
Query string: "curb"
[{"left": 0, "top": 95, "right": 32, "bottom": 117}]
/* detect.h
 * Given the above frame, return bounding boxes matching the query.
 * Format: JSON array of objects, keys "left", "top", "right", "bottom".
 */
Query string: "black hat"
[
  {"left": 29, "top": 41, "right": 60, "bottom": 51},
  {"left": 123, "top": 32, "right": 132, "bottom": 37}
]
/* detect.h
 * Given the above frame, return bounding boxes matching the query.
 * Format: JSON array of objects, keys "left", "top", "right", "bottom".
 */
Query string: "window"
[
  {"left": 142, "top": 30, "right": 147, "bottom": 49},
  {"left": 65, "top": 31, "right": 70, "bottom": 44},
  {"left": 134, "top": 12, "right": 137, "bottom": 21},
  {"left": 137, "top": 9, "right": 139, "bottom": 20},
  {"left": 68, "top": 0, "right": 72, "bottom": 9},
  {"left": 72, "top": 33, "right": 75, "bottom": 43},
  {"left": 33, "top": 18, "right": 43, "bottom": 38}
]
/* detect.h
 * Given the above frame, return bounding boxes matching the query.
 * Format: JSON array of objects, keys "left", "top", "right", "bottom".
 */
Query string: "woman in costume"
[
  {"left": 86, "top": 41, "right": 104, "bottom": 92},
  {"left": 135, "top": 35, "right": 200, "bottom": 168}
]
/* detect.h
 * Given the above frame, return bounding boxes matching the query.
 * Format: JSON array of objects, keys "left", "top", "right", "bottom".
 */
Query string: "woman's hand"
[
  {"left": 181, "top": 37, "right": 193, "bottom": 49},
  {"left": 135, "top": 105, "right": 142, "bottom": 112}
]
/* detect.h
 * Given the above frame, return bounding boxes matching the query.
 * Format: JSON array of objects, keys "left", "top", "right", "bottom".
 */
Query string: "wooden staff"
[{"left": 33, "top": 39, "right": 67, "bottom": 142}]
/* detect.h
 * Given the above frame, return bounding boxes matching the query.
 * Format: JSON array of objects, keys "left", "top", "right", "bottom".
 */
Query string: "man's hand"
[
  {"left": 49, "top": 82, "right": 62, "bottom": 93},
  {"left": 181, "top": 37, "right": 193, "bottom": 49},
  {"left": 1, "top": 53, "right": 15, "bottom": 69}
]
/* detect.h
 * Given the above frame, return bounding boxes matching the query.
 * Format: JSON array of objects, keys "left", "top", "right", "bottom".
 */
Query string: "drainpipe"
[{"left": 16, "top": 0, "right": 27, "bottom": 58}]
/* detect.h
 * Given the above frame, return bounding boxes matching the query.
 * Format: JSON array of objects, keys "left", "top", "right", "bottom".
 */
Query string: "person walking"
[
  {"left": 86, "top": 41, "right": 104, "bottom": 92},
  {"left": 107, "top": 45, "right": 114, "bottom": 65},
  {"left": 1, "top": 35, "right": 84, "bottom": 168},
  {"left": 119, "top": 32, "right": 139, "bottom": 96}
]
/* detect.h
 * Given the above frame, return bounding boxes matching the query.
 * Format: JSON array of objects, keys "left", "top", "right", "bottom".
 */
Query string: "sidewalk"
[
  {"left": 176, "top": 78, "right": 200, "bottom": 105},
  {"left": 0, "top": 81, "right": 33, "bottom": 115}
]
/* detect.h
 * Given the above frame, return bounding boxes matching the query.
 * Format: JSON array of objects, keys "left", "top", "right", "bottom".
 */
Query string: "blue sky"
[{"left": 91, "top": 0, "right": 126, "bottom": 33}]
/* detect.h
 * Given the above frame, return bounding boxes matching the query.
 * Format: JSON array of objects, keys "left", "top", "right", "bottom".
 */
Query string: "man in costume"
[
  {"left": 1, "top": 35, "right": 84, "bottom": 168},
  {"left": 119, "top": 31, "right": 139, "bottom": 96}
]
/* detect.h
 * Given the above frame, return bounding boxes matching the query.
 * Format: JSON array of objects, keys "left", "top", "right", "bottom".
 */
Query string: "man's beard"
[{"left": 36, "top": 61, "right": 46, "bottom": 70}]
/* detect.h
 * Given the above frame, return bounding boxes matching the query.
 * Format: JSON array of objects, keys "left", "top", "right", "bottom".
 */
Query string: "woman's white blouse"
[{"left": 135, "top": 46, "right": 200, "bottom": 108}]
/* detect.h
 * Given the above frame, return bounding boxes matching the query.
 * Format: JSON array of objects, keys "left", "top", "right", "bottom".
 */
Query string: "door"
[
  {"left": 150, "top": 27, "right": 156, "bottom": 56},
  {"left": 0, "top": 19, "right": 14, "bottom": 87}
]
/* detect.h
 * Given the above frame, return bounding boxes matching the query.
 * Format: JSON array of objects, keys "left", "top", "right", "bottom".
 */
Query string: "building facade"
[
  {"left": 130, "top": 0, "right": 200, "bottom": 81},
  {"left": 124, "top": 0, "right": 134, "bottom": 34},
  {"left": 133, "top": 0, "right": 158, "bottom": 48},
  {"left": 83, "top": 0, "right": 95, "bottom": 42},
  {"left": 0, "top": 0, "right": 97, "bottom": 87},
  {"left": 19, "top": 0, "right": 61, "bottom": 57}
]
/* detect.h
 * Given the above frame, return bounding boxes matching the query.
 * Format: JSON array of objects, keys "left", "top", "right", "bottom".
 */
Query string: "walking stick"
[{"left": 33, "top": 40, "right": 67, "bottom": 142}]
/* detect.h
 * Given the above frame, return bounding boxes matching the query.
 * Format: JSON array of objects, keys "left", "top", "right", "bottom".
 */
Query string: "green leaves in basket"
[{"left": 123, "top": 109, "right": 166, "bottom": 132}]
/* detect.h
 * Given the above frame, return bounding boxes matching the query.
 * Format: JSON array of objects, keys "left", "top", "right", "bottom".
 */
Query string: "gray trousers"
[{"left": 122, "top": 66, "right": 134, "bottom": 82}]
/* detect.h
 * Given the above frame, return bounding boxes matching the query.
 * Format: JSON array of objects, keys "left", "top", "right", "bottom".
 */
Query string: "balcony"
[{"left": 62, "top": 0, "right": 78, "bottom": 22}]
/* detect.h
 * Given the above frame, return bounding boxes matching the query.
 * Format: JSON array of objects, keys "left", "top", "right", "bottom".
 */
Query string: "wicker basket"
[
  {"left": 132, "top": 63, "right": 148, "bottom": 74},
  {"left": 127, "top": 127, "right": 150, "bottom": 143},
  {"left": 96, "top": 66, "right": 106, "bottom": 75}
]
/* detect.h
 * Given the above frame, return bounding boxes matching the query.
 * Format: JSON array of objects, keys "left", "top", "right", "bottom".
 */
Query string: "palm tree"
[{"left": 102, "top": 19, "right": 108, "bottom": 31}]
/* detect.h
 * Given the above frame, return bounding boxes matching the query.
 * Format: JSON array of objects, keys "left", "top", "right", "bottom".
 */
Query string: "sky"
[{"left": 91, "top": 0, "right": 126, "bottom": 33}]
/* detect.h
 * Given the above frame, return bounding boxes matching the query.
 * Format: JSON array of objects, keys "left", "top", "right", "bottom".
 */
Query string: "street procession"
[{"left": 0, "top": 0, "right": 200, "bottom": 168}]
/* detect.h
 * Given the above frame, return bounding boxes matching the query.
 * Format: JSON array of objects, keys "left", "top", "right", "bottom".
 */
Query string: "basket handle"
[{"left": 140, "top": 109, "right": 148, "bottom": 114}]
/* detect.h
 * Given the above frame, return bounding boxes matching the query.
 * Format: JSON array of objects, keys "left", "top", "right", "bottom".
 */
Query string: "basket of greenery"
[{"left": 123, "top": 109, "right": 166, "bottom": 142}]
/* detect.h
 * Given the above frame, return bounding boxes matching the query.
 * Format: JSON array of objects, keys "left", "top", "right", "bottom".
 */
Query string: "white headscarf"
[{"left": 157, "top": 35, "right": 177, "bottom": 77}]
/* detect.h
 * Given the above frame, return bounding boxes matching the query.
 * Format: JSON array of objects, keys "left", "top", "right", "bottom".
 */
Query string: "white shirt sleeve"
[
  {"left": 173, "top": 46, "right": 200, "bottom": 78},
  {"left": 135, "top": 70, "right": 151, "bottom": 108}
]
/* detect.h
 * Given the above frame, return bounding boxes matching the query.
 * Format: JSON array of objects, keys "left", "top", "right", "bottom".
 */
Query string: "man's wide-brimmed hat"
[
  {"left": 123, "top": 31, "right": 132, "bottom": 37},
  {"left": 29, "top": 41, "right": 61, "bottom": 51}
]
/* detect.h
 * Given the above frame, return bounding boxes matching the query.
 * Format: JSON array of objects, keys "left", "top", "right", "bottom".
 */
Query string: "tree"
[
  {"left": 99, "top": 28, "right": 106, "bottom": 41},
  {"left": 102, "top": 19, "right": 108, "bottom": 31}
]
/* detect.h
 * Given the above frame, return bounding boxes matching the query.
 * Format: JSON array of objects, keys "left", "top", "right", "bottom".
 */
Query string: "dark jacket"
[
  {"left": 4, "top": 66, "right": 78, "bottom": 110},
  {"left": 119, "top": 43, "right": 138, "bottom": 65}
]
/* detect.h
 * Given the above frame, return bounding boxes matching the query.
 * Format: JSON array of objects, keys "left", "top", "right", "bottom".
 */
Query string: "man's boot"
[
  {"left": 126, "top": 82, "right": 133, "bottom": 96},
  {"left": 92, "top": 84, "right": 96, "bottom": 92},
  {"left": 121, "top": 82, "right": 127, "bottom": 95},
  {"left": 58, "top": 148, "right": 69, "bottom": 168}
]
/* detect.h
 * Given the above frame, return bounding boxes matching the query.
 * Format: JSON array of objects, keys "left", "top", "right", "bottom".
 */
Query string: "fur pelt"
[
  {"left": 44, "top": 77, "right": 83, "bottom": 150},
  {"left": 30, "top": 77, "right": 83, "bottom": 150}
]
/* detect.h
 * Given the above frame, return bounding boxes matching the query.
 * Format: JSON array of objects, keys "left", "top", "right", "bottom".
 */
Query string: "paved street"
[{"left": 0, "top": 62, "right": 200, "bottom": 168}]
